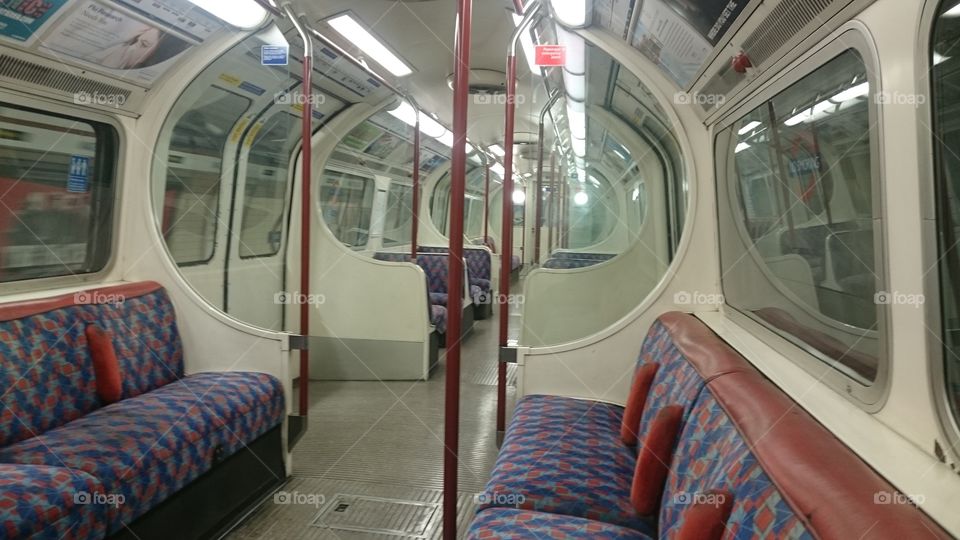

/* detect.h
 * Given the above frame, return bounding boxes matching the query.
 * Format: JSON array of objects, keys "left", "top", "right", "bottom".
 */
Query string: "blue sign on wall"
[
  {"left": 261, "top": 45, "right": 289, "bottom": 66},
  {"left": 0, "top": 0, "right": 68, "bottom": 43},
  {"left": 67, "top": 156, "right": 90, "bottom": 193}
]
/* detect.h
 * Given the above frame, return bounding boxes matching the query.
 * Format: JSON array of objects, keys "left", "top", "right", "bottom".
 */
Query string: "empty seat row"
[
  {"left": 0, "top": 282, "right": 285, "bottom": 539},
  {"left": 419, "top": 246, "right": 494, "bottom": 319},
  {"left": 467, "top": 312, "right": 949, "bottom": 539},
  {"left": 542, "top": 251, "right": 616, "bottom": 269}
]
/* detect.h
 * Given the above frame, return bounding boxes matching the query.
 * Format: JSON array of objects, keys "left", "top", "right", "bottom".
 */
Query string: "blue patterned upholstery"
[
  {"left": 429, "top": 292, "right": 448, "bottom": 306},
  {"left": 511, "top": 255, "right": 521, "bottom": 271},
  {"left": 479, "top": 395, "right": 652, "bottom": 533},
  {"left": 467, "top": 508, "right": 652, "bottom": 539},
  {"left": 0, "top": 303, "right": 101, "bottom": 447},
  {"left": 551, "top": 252, "right": 616, "bottom": 261},
  {"left": 417, "top": 254, "right": 449, "bottom": 295},
  {"left": 0, "top": 464, "right": 107, "bottom": 540},
  {"left": 659, "top": 390, "right": 811, "bottom": 539},
  {"left": 420, "top": 247, "right": 493, "bottom": 289},
  {"left": 543, "top": 257, "right": 603, "bottom": 269},
  {"left": 0, "top": 372, "right": 284, "bottom": 535},
  {"left": 431, "top": 305, "right": 447, "bottom": 335}
]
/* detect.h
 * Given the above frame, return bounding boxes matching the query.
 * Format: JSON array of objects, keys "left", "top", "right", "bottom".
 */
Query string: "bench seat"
[
  {"left": 0, "top": 464, "right": 107, "bottom": 540},
  {"left": 467, "top": 508, "right": 651, "bottom": 540}
]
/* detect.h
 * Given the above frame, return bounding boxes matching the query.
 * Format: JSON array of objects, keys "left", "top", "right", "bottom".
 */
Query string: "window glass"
[
  {"left": 0, "top": 106, "right": 115, "bottom": 282},
  {"left": 161, "top": 88, "right": 251, "bottom": 264},
  {"left": 932, "top": 1, "right": 960, "bottom": 430},
  {"left": 321, "top": 172, "right": 374, "bottom": 248},
  {"left": 383, "top": 183, "right": 413, "bottom": 247},
  {"left": 718, "top": 49, "right": 881, "bottom": 383},
  {"left": 239, "top": 113, "right": 299, "bottom": 258}
]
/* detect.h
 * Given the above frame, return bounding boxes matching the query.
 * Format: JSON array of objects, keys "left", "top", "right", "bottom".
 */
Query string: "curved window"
[
  {"left": 717, "top": 49, "right": 882, "bottom": 386},
  {"left": 431, "top": 166, "right": 487, "bottom": 241},
  {"left": 240, "top": 113, "right": 300, "bottom": 258},
  {"left": 321, "top": 171, "right": 374, "bottom": 248},
  {"left": 932, "top": 1, "right": 960, "bottom": 436},
  {"left": 161, "top": 88, "right": 251, "bottom": 264}
]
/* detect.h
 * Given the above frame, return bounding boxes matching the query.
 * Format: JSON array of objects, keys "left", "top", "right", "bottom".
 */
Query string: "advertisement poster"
[
  {"left": 659, "top": 0, "right": 748, "bottom": 46},
  {"left": 593, "top": 0, "right": 634, "bottom": 38},
  {"left": 115, "top": 0, "right": 223, "bottom": 42},
  {"left": 631, "top": 0, "right": 713, "bottom": 88},
  {"left": 365, "top": 133, "right": 405, "bottom": 160},
  {"left": 40, "top": 1, "right": 193, "bottom": 86},
  {"left": 342, "top": 122, "right": 382, "bottom": 151},
  {"left": 0, "top": 0, "right": 69, "bottom": 44}
]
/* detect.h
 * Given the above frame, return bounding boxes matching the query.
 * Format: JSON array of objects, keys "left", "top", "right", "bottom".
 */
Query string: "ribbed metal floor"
[{"left": 227, "top": 308, "right": 517, "bottom": 539}]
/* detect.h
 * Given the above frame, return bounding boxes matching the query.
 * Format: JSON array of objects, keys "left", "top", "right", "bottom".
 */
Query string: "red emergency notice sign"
[{"left": 535, "top": 45, "right": 566, "bottom": 66}]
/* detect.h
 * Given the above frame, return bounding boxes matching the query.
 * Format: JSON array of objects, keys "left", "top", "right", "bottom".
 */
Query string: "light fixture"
[
  {"left": 327, "top": 13, "right": 413, "bottom": 77},
  {"left": 491, "top": 163, "right": 505, "bottom": 178},
  {"left": 490, "top": 144, "right": 505, "bottom": 157},
  {"left": 574, "top": 191, "right": 589, "bottom": 206},
  {"left": 512, "top": 190, "right": 526, "bottom": 205},
  {"left": 935, "top": 52, "right": 952, "bottom": 66},
  {"left": 735, "top": 142, "right": 751, "bottom": 154},
  {"left": 738, "top": 121, "right": 762, "bottom": 135},
  {"left": 784, "top": 108, "right": 812, "bottom": 127},
  {"left": 567, "top": 99, "right": 586, "bottom": 140},
  {"left": 388, "top": 101, "right": 450, "bottom": 144},
  {"left": 550, "top": 0, "right": 591, "bottom": 28},
  {"left": 188, "top": 0, "right": 267, "bottom": 28},
  {"left": 945, "top": 3, "right": 960, "bottom": 17},
  {"left": 632, "top": 188, "right": 640, "bottom": 201},
  {"left": 571, "top": 137, "right": 586, "bottom": 157}
]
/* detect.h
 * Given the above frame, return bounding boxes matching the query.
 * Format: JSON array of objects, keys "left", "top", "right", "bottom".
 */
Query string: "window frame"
[
  {"left": 713, "top": 29, "right": 890, "bottom": 409},
  {"left": 925, "top": 0, "right": 960, "bottom": 463},
  {"left": 0, "top": 93, "right": 122, "bottom": 292}
]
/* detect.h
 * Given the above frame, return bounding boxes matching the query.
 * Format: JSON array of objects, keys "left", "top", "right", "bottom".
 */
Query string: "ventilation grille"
[
  {"left": 740, "top": 0, "right": 837, "bottom": 67},
  {"left": 0, "top": 55, "right": 132, "bottom": 101}
]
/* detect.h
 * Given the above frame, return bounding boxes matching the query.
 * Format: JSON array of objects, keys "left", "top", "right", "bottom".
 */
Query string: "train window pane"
[
  {"left": 0, "top": 106, "right": 115, "bottom": 283},
  {"left": 932, "top": 2, "right": 960, "bottom": 434},
  {"left": 321, "top": 172, "right": 374, "bottom": 248},
  {"left": 432, "top": 167, "right": 487, "bottom": 242},
  {"left": 239, "top": 113, "right": 300, "bottom": 258},
  {"left": 383, "top": 184, "right": 413, "bottom": 247},
  {"left": 718, "top": 50, "right": 881, "bottom": 384},
  {"left": 161, "top": 88, "right": 251, "bottom": 264}
]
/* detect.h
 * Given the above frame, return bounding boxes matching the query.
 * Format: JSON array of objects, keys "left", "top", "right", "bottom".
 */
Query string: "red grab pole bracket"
[
  {"left": 497, "top": 1, "right": 542, "bottom": 442},
  {"left": 444, "top": 0, "right": 472, "bottom": 537},
  {"left": 412, "top": 113, "right": 421, "bottom": 260},
  {"left": 282, "top": 3, "right": 313, "bottom": 419}
]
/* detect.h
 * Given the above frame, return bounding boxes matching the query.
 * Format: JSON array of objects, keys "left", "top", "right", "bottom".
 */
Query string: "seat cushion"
[
  {"left": 467, "top": 508, "right": 652, "bottom": 540},
  {"left": 471, "top": 278, "right": 491, "bottom": 292},
  {"left": 430, "top": 305, "right": 447, "bottom": 335},
  {"left": 429, "top": 293, "right": 448, "bottom": 306},
  {"left": 0, "top": 464, "right": 107, "bottom": 540},
  {"left": 511, "top": 255, "right": 521, "bottom": 271},
  {"left": 0, "top": 372, "right": 284, "bottom": 534},
  {"left": 479, "top": 395, "right": 652, "bottom": 533}
]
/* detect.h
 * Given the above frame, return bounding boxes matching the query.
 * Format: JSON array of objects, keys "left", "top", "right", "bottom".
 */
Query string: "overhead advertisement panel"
[
  {"left": 593, "top": 0, "right": 634, "bottom": 38},
  {"left": 39, "top": 1, "right": 194, "bottom": 86},
  {"left": 631, "top": 0, "right": 747, "bottom": 88},
  {"left": 0, "top": 0, "right": 69, "bottom": 44},
  {"left": 114, "top": 0, "right": 224, "bottom": 42}
]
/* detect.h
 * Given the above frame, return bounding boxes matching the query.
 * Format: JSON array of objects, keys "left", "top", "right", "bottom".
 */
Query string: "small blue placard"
[
  {"left": 261, "top": 45, "right": 289, "bottom": 66},
  {"left": 67, "top": 156, "right": 90, "bottom": 193}
]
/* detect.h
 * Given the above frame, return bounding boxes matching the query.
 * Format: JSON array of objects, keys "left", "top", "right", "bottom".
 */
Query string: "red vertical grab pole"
[
  {"left": 497, "top": 1, "right": 541, "bottom": 437},
  {"left": 444, "top": 0, "right": 471, "bottom": 537},
  {"left": 484, "top": 163, "right": 490, "bottom": 241},
  {"left": 411, "top": 113, "right": 421, "bottom": 260},
  {"left": 282, "top": 5, "right": 313, "bottom": 418}
]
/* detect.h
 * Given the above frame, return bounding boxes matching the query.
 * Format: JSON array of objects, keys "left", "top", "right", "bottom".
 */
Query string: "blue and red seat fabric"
[
  {"left": 467, "top": 312, "right": 951, "bottom": 539},
  {"left": 0, "top": 282, "right": 284, "bottom": 538}
]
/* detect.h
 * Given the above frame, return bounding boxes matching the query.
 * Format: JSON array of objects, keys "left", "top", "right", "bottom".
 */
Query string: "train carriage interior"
[{"left": 2, "top": 0, "right": 960, "bottom": 538}]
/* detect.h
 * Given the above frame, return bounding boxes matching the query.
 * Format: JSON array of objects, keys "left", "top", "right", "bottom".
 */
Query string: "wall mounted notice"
[
  {"left": 593, "top": 0, "right": 634, "bottom": 38},
  {"left": 0, "top": 0, "right": 68, "bottom": 44},
  {"left": 39, "top": 1, "right": 193, "bottom": 86},
  {"left": 115, "top": 0, "right": 223, "bottom": 42}
]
